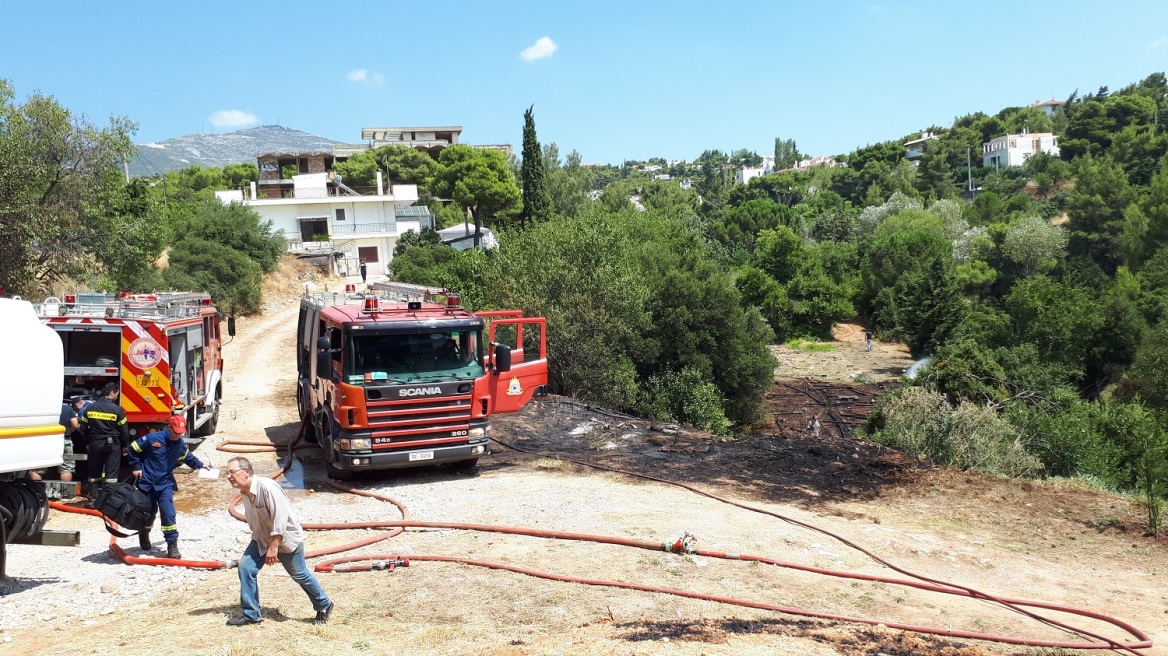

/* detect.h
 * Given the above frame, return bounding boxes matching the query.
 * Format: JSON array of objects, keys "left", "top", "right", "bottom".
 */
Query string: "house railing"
[{"left": 330, "top": 223, "right": 398, "bottom": 235}]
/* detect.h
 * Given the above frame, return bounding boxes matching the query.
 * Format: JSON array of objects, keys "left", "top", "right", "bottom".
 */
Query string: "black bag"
[{"left": 91, "top": 483, "right": 153, "bottom": 537}]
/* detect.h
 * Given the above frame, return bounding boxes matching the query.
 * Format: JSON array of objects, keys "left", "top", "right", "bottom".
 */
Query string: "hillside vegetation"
[{"left": 3, "top": 72, "right": 1168, "bottom": 532}]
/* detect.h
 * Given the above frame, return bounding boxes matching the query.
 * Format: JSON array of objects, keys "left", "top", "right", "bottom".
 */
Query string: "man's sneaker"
[
  {"left": 166, "top": 542, "right": 181, "bottom": 559},
  {"left": 226, "top": 617, "right": 262, "bottom": 626},
  {"left": 138, "top": 531, "right": 151, "bottom": 551},
  {"left": 313, "top": 602, "right": 334, "bottom": 624}
]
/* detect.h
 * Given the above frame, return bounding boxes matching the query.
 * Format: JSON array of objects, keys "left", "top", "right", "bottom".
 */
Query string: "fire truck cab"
[
  {"left": 35, "top": 292, "right": 230, "bottom": 442},
  {"left": 298, "top": 283, "right": 547, "bottom": 480}
]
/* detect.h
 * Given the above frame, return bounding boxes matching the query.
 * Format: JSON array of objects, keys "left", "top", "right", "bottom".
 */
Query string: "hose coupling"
[
  {"left": 224, "top": 559, "right": 239, "bottom": 569},
  {"left": 662, "top": 532, "right": 698, "bottom": 554},
  {"left": 372, "top": 557, "right": 410, "bottom": 571}
]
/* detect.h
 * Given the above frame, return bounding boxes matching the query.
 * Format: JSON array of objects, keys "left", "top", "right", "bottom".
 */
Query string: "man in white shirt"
[{"left": 224, "top": 456, "right": 333, "bottom": 626}]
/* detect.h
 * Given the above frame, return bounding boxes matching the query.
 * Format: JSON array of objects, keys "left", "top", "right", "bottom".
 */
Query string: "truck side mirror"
[
  {"left": 316, "top": 335, "right": 335, "bottom": 379},
  {"left": 227, "top": 316, "right": 236, "bottom": 337},
  {"left": 493, "top": 343, "right": 512, "bottom": 373}
]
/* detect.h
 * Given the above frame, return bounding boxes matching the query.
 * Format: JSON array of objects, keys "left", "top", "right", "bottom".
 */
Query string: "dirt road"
[{"left": 2, "top": 274, "right": 1166, "bottom": 656}]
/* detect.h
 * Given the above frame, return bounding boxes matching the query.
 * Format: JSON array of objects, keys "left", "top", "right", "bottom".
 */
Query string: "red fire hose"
[{"left": 47, "top": 412, "right": 1155, "bottom": 652}]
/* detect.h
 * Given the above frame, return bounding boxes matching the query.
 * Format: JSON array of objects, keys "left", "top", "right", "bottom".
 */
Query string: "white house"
[
  {"left": 982, "top": 131, "right": 1060, "bottom": 168},
  {"left": 436, "top": 224, "right": 498, "bottom": 251},
  {"left": 1032, "top": 99, "right": 1065, "bottom": 117},
  {"left": 904, "top": 132, "right": 939, "bottom": 165},
  {"left": 220, "top": 164, "right": 432, "bottom": 279},
  {"left": 736, "top": 167, "right": 766, "bottom": 185}
]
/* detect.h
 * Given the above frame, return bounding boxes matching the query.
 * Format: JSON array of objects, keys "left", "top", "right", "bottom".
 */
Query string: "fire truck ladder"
[{"left": 36, "top": 292, "right": 212, "bottom": 321}]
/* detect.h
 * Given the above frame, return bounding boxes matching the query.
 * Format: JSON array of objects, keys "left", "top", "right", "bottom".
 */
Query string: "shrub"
[{"left": 868, "top": 387, "right": 1041, "bottom": 477}]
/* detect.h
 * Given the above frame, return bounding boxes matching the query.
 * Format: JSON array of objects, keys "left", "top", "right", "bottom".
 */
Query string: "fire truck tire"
[
  {"left": 326, "top": 461, "right": 356, "bottom": 481},
  {"left": 297, "top": 386, "right": 318, "bottom": 444}
]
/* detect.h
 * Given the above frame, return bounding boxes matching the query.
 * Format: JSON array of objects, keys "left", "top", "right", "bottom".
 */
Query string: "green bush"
[
  {"left": 867, "top": 387, "right": 1041, "bottom": 477},
  {"left": 639, "top": 367, "right": 732, "bottom": 435}
]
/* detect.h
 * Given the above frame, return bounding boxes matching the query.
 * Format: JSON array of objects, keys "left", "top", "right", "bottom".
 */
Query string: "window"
[
  {"left": 299, "top": 218, "right": 329, "bottom": 241},
  {"left": 335, "top": 208, "right": 346, "bottom": 222}
]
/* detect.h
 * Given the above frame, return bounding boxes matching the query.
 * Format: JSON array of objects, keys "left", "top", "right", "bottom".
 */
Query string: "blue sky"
[{"left": 3, "top": 1, "right": 1167, "bottom": 165}]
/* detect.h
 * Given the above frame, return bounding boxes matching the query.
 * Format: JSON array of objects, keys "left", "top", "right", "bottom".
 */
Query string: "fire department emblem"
[
  {"left": 506, "top": 376, "right": 523, "bottom": 396},
  {"left": 128, "top": 337, "right": 163, "bottom": 369}
]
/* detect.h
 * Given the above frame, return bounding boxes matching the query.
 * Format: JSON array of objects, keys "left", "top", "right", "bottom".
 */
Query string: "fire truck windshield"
[{"left": 344, "top": 329, "right": 484, "bottom": 383}]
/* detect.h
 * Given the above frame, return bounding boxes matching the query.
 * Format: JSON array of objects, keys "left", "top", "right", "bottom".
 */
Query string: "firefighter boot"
[
  {"left": 139, "top": 530, "right": 151, "bottom": 551},
  {"left": 166, "top": 541, "right": 181, "bottom": 560}
]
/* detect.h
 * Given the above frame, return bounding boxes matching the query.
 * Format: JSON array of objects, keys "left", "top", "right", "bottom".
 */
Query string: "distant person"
[
  {"left": 81, "top": 382, "right": 129, "bottom": 489},
  {"left": 224, "top": 456, "right": 333, "bottom": 626},
  {"left": 359, "top": 258, "right": 368, "bottom": 284},
  {"left": 864, "top": 329, "right": 874, "bottom": 352},
  {"left": 127, "top": 413, "right": 209, "bottom": 559}
]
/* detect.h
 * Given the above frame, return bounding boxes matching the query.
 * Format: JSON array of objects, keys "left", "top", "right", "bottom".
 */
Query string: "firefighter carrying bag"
[{"left": 92, "top": 483, "right": 153, "bottom": 537}]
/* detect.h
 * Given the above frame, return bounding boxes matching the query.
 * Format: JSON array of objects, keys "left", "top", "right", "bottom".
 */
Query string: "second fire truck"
[
  {"left": 35, "top": 292, "right": 231, "bottom": 442},
  {"left": 298, "top": 283, "right": 548, "bottom": 479}
]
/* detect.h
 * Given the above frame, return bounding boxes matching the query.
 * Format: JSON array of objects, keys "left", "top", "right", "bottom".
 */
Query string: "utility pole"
[
  {"left": 123, "top": 157, "right": 130, "bottom": 184},
  {"left": 966, "top": 148, "right": 972, "bottom": 192}
]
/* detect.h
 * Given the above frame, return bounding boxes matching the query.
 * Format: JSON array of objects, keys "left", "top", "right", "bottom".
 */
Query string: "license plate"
[{"left": 408, "top": 451, "right": 434, "bottom": 462}]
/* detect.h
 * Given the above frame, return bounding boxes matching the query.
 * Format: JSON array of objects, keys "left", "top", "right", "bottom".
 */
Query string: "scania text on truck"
[
  {"left": 298, "top": 283, "right": 548, "bottom": 479},
  {"left": 34, "top": 292, "right": 232, "bottom": 444},
  {"left": 0, "top": 298, "right": 79, "bottom": 580}
]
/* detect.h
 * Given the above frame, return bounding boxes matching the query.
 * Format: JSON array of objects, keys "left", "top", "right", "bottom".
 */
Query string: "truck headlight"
[
  {"left": 341, "top": 438, "right": 371, "bottom": 450},
  {"left": 468, "top": 427, "right": 485, "bottom": 438}
]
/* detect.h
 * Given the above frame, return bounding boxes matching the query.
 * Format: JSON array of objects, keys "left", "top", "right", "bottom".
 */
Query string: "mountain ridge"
[{"left": 130, "top": 125, "right": 351, "bottom": 178}]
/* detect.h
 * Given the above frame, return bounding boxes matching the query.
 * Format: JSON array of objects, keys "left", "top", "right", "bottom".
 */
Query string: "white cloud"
[
  {"left": 1151, "top": 36, "right": 1168, "bottom": 48},
  {"left": 208, "top": 110, "right": 258, "bottom": 128},
  {"left": 520, "top": 36, "right": 557, "bottom": 62},
  {"left": 346, "top": 68, "right": 385, "bottom": 86}
]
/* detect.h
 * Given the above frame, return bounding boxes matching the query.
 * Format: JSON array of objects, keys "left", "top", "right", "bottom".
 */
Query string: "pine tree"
[{"left": 520, "top": 105, "right": 552, "bottom": 227}]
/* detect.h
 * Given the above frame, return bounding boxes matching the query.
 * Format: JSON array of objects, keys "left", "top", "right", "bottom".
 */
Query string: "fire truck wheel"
[
  {"left": 297, "top": 390, "right": 318, "bottom": 444},
  {"left": 326, "top": 461, "right": 356, "bottom": 481}
]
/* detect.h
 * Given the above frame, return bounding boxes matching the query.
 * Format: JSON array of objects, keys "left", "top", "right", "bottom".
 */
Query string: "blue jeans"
[{"left": 238, "top": 540, "right": 330, "bottom": 621}]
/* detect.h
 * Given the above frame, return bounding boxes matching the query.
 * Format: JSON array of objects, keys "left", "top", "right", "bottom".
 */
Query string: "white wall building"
[
  {"left": 982, "top": 131, "right": 1060, "bottom": 168},
  {"left": 736, "top": 167, "right": 766, "bottom": 185},
  {"left": 220, "top": 171, "right": 431, "bottom": 279},
  {"left": 904, "top": 132, "right": 939, "bottom": 165}
]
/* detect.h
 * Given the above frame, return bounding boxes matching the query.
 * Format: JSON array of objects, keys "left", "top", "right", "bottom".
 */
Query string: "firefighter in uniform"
[
  {"left": 81, "top": 382, "right": 130, "bottom": 487},
  {"left": 127, "top": 412, "right": 208, "bottom": 559}
]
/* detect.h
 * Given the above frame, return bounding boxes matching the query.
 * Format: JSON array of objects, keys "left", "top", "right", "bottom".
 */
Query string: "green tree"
[
  {"left": 1001, "top": 216, "right": 1068, "bottom": 277},
  {"left": 179, "top": 200, "right": 285, "bottom": 272},
  {"left": 1118, "top": 320, "right": 1168, "bottom": 409},
  {"left": 519, "top": 106, "right": 552, "bottom": 227},
  {"left": 773, "top": 137, "right": 801, "bottom": 170},
  {"left": 162, "top": 239, "right": 262, "bottom": 315},
  {"left": 0, "top": 80, "right": 136, "bottom": 295},
  {"left": 392, "top": 227, "right": 441, "bottom": 257},
  {"left": 431, "top": 144, "right": 521, "bottom": 248}
]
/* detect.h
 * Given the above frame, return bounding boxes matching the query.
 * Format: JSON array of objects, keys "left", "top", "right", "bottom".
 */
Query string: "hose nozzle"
[{"left": 662, "top": 532, "right": 697, "bottom": 554}]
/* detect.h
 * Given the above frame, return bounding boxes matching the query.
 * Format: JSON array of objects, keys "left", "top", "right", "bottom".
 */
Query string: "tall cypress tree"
[{"left": 520, "top": 105, "right": 552, "bottom": 228}]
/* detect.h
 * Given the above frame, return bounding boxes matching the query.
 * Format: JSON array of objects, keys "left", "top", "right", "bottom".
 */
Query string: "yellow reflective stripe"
[
  {"left": 117, "top": 417, "right": 127, "bottom": 425},
  {"left": 0, "top": 424, "right": 66, "bottom": 439},
  {"left": 161, "top": 524, "right": 177, "bottom": 531},
  {"left": 87, "top": 411, "right": 118, "bottom": 421},
  {"left": 181, "top": 448, "right": 189, "bottom": 459},
  {"left": 130, "top": 441, "right": 143, "bottom": 452}
]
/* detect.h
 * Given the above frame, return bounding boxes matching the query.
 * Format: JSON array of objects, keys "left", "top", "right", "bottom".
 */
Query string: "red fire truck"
[
  {"left": 34, "top": 292, "right": 231, "bottom": 442},
  {"left": 298, "top": 283, "right": 547, "bottom": 479}
]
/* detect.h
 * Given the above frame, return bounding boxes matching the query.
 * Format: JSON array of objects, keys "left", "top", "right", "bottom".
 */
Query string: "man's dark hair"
[{"left": 100, "top": 382, "right": 120, "bottom": 397}]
